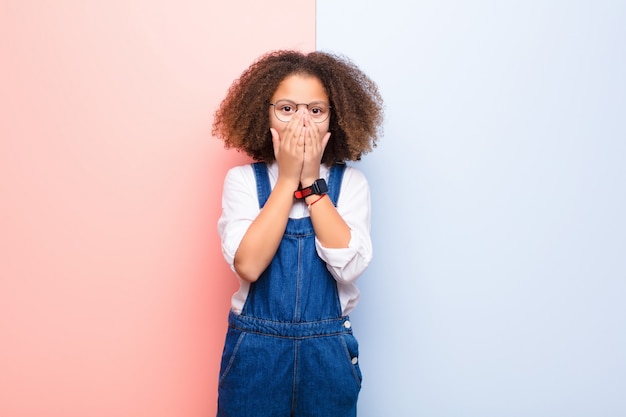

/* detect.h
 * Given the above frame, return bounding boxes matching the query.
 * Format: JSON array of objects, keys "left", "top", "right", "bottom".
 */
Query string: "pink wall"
[{"left": 0, "top": 2, "right": 315, "bottom": 416}]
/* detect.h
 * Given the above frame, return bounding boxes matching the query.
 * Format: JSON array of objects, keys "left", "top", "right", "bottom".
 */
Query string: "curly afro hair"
[{"left": 212, "top": 50, "right": 384, "bottom": 165}]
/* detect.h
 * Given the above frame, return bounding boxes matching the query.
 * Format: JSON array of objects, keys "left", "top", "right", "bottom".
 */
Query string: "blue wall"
[{"left": 317, "top": 1, "right": 626, "bottom": 415}]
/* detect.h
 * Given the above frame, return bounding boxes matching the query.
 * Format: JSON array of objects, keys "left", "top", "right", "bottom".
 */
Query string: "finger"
[
  {"left": 305, "top": 114, "right": 318, "bottom": 136},
  {"left": 299, "top": 125, "right": 307, "bottom": 148},
  {"left": 286, "top": 113, "right": 305, "bottom": 147},
  {"left": 305, "top": 122, "right": 323, "bottom": 153},
  {"left": 307, "top": 117, "right": 327, "bottom": 149}
]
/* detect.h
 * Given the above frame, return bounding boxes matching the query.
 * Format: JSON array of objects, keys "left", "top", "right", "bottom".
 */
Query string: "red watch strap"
[{"left": 294, "top": 187, "right": 313, "bottom": 199}]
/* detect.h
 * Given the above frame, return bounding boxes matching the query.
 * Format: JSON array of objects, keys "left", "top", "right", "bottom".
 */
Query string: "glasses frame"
[{"left": 269, "top": 100, "right": 332, "bottom": 123}]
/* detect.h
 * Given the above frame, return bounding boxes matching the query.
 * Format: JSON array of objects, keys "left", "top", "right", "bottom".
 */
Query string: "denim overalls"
[{"left": 217, "top": 162, "right": 362, "bottom": 417}]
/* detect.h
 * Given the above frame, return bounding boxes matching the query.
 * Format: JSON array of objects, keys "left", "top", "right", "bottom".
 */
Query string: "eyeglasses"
[{"left": 269, "top": 100, "right": 332, "bottom": 123}]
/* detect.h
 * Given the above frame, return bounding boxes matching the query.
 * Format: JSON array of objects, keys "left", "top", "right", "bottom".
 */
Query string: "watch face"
[{"left": 314, "top": 179, "right": 328, "bottom": 194}]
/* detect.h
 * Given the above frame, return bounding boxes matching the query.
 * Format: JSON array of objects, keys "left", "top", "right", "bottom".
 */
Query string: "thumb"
[
  {"left": 321, "top": 131, "right": 331, "bottom": 150},
  {"left": 270, "top": 127, "right": 280, "bottom": 144},
  {"left": 270, "top": 128, "right": 280, "bottom": 154}
]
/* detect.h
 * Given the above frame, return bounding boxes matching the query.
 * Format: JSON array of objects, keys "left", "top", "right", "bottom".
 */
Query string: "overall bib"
[{"left": 217, "top": 162, "right": 362, "bottom": 417}]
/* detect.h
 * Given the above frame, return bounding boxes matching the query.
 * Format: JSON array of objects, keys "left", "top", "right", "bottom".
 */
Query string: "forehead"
[{"left": 271, "top": 74, "right": 328, "bottom": 102}]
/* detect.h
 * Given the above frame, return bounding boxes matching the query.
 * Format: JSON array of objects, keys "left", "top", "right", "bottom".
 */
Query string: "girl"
[{"left": 212, "top": 50, "right": 383, "bottom": 417}]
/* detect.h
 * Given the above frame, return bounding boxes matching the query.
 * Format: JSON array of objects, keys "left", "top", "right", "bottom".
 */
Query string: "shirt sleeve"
[
  {"left": 315, "top": 166, "right": 373, "bottom": 284},
  {"left": 217, "top": 165, "right": 258, "bottom": 272}
]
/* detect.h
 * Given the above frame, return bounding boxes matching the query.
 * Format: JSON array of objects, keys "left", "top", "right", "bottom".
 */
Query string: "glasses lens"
[
  {"left": 273, "top": 100, "right": 296, "bottom": 122},
  {"left": 308, "top": 103, "right": 330, "bottom": 123}
]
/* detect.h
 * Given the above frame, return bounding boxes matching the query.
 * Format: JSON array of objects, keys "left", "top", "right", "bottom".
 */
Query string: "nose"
[{"left": 296, "top": 103, "right": 310, "bottom": 113}]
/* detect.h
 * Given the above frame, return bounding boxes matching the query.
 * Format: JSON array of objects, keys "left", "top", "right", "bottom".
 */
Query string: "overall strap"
[
  {"left": 252, "top": 162, "right": 271, "bottom": 209},
  {"left": 327, "top": 163, "right": 346, "bottom": 206}
]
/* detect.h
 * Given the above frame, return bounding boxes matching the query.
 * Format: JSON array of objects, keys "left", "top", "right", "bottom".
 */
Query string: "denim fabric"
[{"left": 217, "top": 163, "right": 362, "bottom": 417}]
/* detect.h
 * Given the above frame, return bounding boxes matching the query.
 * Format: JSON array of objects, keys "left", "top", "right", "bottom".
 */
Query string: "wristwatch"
[{"left": 294, "top": 179, "right": 328, "bottom": 199}]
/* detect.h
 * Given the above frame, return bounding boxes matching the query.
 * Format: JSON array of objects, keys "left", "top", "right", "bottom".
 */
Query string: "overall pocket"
[
  {"left": 218, "top": 327, "right": 246, "bottom": 384},
  {"left": 340, "top": 333, "right": 363, "bottom": 388}
]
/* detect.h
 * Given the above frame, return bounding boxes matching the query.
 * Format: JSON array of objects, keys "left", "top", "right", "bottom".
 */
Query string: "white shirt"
[{"left": 217, "top": 162, "right": 373, "bottom": 316}]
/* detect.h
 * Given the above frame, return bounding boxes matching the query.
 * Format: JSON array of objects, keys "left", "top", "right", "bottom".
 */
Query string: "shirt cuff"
[{"left": 315, "top": 234, "right": 372, "bottom": 284}]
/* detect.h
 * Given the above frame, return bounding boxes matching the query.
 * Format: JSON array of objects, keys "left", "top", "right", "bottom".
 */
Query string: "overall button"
[
  {"left": 343, "top": 320, "right": 351, "bottom": 329},
  {"left": 351, "top": 357, "right": 358, "bottom": 365}
]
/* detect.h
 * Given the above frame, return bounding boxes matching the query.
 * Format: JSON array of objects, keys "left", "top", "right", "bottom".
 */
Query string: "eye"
[
  {"left": 275, "top": 100, "right": 297, "bottom": 115},
  {"left": 309, "top": 103, "right": 329, "bottom": 118}
]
